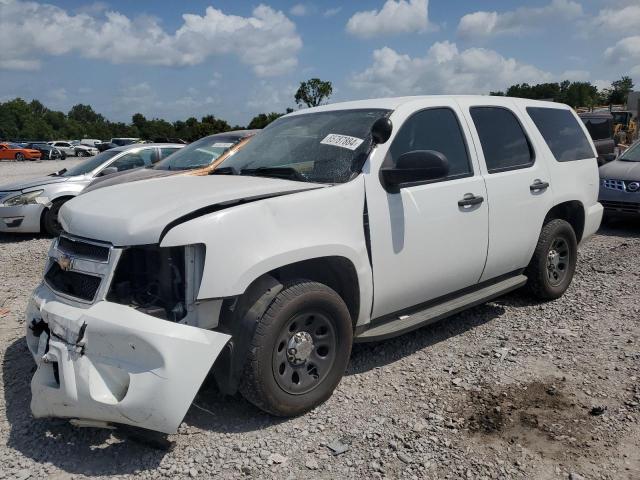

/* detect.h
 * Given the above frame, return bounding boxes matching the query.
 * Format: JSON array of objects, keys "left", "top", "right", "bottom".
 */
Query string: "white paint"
[
  {"left": 26, "top": 284, "right": 230, "bottom": 434},
  {"left": 27, "top": 95, "right": 602, "bottom": 433}
]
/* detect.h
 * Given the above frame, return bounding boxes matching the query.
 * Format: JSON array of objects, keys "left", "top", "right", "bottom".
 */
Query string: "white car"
[
  {"left": 26, "top": 96, "right": 602, "bottom": 434},
  {"left": 48, "top": 141, "right": 98, "bottom": 157}
]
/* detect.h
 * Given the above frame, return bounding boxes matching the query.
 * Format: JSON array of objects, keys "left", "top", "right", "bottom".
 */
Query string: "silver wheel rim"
[{"left": 546, "top": 237, "right": 570, "bottom": 286}]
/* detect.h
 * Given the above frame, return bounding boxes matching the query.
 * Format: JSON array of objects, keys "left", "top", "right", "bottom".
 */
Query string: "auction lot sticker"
[{"left": 320, "top": 134, "right": 364, "bottom": 150}]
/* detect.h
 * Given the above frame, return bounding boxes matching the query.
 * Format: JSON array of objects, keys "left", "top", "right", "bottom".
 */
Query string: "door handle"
[
  {"left": 530, "top": 179, "right": 550, "bottom": 191},
  {"left": 458, "top": 193, "right": 484, "bottom": 207}
]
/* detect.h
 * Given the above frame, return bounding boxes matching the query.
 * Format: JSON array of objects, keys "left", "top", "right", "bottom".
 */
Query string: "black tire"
[
  {"left": 525, "top": 218, "right": 577, "bottom": 300},
  {"left": 77, "top": 150, "right": 86, "bottom": 157},
  {"left": 42, "top": 199, "right": 67, "bottom": 236},
  {"left": 239, "top": 280, "right": 353, "bottom": 416},
  {"left": 15, "top": 152, "right": 24, "bottom": 161}
]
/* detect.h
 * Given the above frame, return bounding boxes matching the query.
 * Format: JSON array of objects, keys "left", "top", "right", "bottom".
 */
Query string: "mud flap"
[{"left": 29, "top": 299, "right": 230, "bottom": 434}]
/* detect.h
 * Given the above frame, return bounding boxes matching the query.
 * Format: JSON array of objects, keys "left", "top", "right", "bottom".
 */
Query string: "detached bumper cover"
[{"left": 26, "top": 284, "right": 230, "bottom": 434}]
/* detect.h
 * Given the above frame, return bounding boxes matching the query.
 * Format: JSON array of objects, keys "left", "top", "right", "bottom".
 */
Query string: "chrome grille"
[
  {"left": 601, "top": 179, "right": 625, "bottom": 191},
  {"left": 601, "top": 179, "right": 640, "bottom": 193},
  {"left": 58, "top": 235, "right": 110, "bottom": 262},
  {"left": 45, "top": 263, "right": 101, "bottom": 301},
  {"left": 45, "top": 235, "right": 116, "bottom": 303}
]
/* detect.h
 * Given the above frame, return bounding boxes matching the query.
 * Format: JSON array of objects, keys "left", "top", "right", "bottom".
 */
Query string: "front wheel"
[
  {"left": 525, "top": 218, "right": 577, "bottom": 300},
  {"left": 15, "top": 152, "right": 24, "bottom": 161},
  {"left": 77, "top": 150, "right": 86, "bottom": 157},
  {"left": 239, "top": 280, "right": 353, "bottom": 416},
  {"left": 42, "top": 198, "right": 68, "bottom": 236}
]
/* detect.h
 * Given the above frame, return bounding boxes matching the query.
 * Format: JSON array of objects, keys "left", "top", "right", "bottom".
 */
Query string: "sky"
[{"left": 1, "top": 0, "right": 639, "bottom": 126}]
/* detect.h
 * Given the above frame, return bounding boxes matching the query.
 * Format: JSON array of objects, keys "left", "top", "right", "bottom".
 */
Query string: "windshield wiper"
[
  {"left": 49, "top": 168, "right": 67, "bottom": 177},
  {"left": 240, "top": 167, "right": 307, "bottom": 182},
  {"left": 209, "top": 166, "right": 238, "bottom": 175}
]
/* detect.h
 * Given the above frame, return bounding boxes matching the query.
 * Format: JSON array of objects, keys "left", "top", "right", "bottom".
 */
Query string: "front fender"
[{"left": 161, "top": 176, "right": 373, "bottom": 325}]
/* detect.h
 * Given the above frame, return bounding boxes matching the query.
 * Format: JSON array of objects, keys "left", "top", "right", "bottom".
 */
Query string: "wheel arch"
[
  {"left": 212, "top": 257, "right": 360, "bottom": 396},
  {"left": 544, "top": 200, "right": 585, "bottom": 243},
  {"left": 39, "top": 194, "right": 76, "bottom": 232},
  {"left": 267, "top": 256, "right": 361, "bottom": 327}
]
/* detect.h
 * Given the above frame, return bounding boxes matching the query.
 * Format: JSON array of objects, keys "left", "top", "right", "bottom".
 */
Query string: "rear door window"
[
  {"left": 111, "top": 149, "right": 157, "bottom": 171},
  {"left": 159, "top": 147, "right": 180, "bottom": 159},
  {"left": 470, "top": 107, "right": 534, "bottom": 173},
  {"left": 527, "top": 107, "right": 595, "bottom": 161},
  {"left": 582, "top": 117, "right": 611, "bottom": 141}
]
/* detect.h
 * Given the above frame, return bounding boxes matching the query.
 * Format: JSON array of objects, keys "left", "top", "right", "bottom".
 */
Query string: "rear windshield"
[
  {"left": 581, "top": 117, "right": 612, "bottom": 141},
  {"left": 527, "top": 107, "right": 595, "bottom": 162},
  {"left": 154, "top": 135, "right": 242, "bottom": 171},
  {"left": 62, "top": 150, "right": 119, "bottom": 176}
]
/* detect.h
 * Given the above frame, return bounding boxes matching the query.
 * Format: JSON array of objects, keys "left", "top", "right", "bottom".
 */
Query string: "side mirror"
[
  {"left": 371, "top": 117, "right": 393, "bottom": 144},
  {"left": 380, "top": 150, "right": 449, "bottom": 191},
  {"left": 99, "top": 167, "right": 118, "bottom": 177}
]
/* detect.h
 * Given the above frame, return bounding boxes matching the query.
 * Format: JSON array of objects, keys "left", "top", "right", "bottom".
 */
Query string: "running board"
[{"left": 355, "top": 274, "right": 527, "bottom": 342}]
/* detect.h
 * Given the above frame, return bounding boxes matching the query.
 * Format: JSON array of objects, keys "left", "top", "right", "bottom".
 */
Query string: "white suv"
[{"left": 26, "top": 96, "right": 602, "bottom": 434}]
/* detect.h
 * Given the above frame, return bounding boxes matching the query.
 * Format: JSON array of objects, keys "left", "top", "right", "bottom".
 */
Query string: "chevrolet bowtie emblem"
[{"left": 57, "top": 254, "right": 73, "bottom": 271}]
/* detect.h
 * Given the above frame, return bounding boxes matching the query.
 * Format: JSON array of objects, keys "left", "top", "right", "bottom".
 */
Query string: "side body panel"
[
  {"left": 362, "top": 98, "right": 489, "bottom": 318},
  {"left": 456, "top": 97, "right": 555, "bottom": 281},
  {"left": 161, "top": 176, "right": 374, "bottom": 326},
  {"left": 515, "top": 101, "right": 602, "bottom": 243}
]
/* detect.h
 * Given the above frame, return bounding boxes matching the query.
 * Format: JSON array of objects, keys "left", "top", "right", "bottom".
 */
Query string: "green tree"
[
  {"left": 248, "top": 112, "right": 284, "bottom": 129},
  {"left": 606, "top": 76, "right": 634, "bottom": 105},
  {"left": 294, "top": 78, "right": 333, "bottom": 108}
]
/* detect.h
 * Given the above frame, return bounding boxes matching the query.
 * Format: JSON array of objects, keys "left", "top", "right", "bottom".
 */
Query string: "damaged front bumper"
[{"left": 26, "top": 283, "right": 230, "bottom": 434}]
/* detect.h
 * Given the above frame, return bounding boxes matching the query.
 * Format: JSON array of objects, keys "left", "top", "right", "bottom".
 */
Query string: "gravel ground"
[
  {"left": 0, "top": 161, "right": 638, "bottom": 480},
  {"left": 0, "top": 157, "right": 85, "bottom": 183}
]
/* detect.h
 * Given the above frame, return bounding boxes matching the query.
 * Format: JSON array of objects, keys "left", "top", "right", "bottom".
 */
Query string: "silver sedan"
[{"left": 0, "top": 143, "right": 183, "bottom": 235}]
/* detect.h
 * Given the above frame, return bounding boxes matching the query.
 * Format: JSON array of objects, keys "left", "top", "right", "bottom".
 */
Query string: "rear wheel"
[
  {"left": 42, "top": 198, "right": 67, "bottom": 236},
  {"left": 239, "top": 280, "right": 353, "bottom": 416},
  {"left": 525, "top": 218, "right": 577, "bottom": 300},
  {"left": 15, "top": 152, "right": 24, "bottom": 161}
]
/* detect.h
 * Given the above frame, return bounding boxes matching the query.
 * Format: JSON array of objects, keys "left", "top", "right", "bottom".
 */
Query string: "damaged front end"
[{"left": 26, "top": 235, "right": 230, "bottom": 434}]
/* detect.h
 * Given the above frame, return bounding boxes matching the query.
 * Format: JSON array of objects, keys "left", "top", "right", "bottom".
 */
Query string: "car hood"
[
  {"left": 0, "top": 175, "right": 69, "bottom": 192},
  {"left": 60, "top": 175, "right": 325, "bottom": 246},
  {"left": 83, "top": 168, "right": 176, "bottom": 194},
  {"left": 599, "top": 159, "right": 640, "bottom": 180}
]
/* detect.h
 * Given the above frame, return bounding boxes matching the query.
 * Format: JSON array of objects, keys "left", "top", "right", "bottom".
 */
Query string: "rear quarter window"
[{"left": 527, "top": 107, "right": 596, "bottom": 162}]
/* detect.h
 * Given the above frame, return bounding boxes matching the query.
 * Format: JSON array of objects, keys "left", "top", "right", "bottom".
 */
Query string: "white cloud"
[
  {"left": 350, "top": 42, "right": 553, "bottom": 97},
  {"left": 0, "top": 0, "right": 302, "bottom": 76},
  {"left": 592, "top": 5, "right": 640, "bottom": 32},
  {"left": 324, "top": 7, "right": 341, "bottom": 18},
  {"left": 457, "top": 0, "right": 583, "bottom": 40},
  {"left": 290, "top": 4, "right": 308, "bottom": 16},
  {"left": 208, "top": 72, "right": 222, "bottom": 88},
  {"left": 604, "top": 35, "right": 640, "bottom": 72},
  {"left": 111, "top": 82, "right": 218, "bottom": 120},
  {"left": 246, "top": 81, "right": 297, "bottom": 111},
  {"left": 560, "top": 70, "right": 590, "bottom": 81},
  {"left": 346, "top": 0, "right": 436, "bottom": 39}
]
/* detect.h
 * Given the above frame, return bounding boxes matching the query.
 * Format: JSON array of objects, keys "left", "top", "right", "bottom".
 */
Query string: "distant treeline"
[
  {"left": 491, "top": 76, "right": 634, "bottom": 108},
  {"left": 0, "top": 98, "right": 291, "bottom": 142},
  {"left": 1, "top": 76, "right": 634, "bottom": 142}
]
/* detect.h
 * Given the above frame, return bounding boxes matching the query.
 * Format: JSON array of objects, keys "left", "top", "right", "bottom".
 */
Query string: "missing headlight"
[{"left": 107, "top": 245, "right": 188, "bottom": 321}]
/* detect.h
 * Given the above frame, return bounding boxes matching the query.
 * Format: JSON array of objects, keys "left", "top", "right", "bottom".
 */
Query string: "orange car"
[
  {"left": 83, "top": 130, "right": 259, "bottom": 193},
  {"left": 0, "top": 143, "right": 42, "bottom": 161}
]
